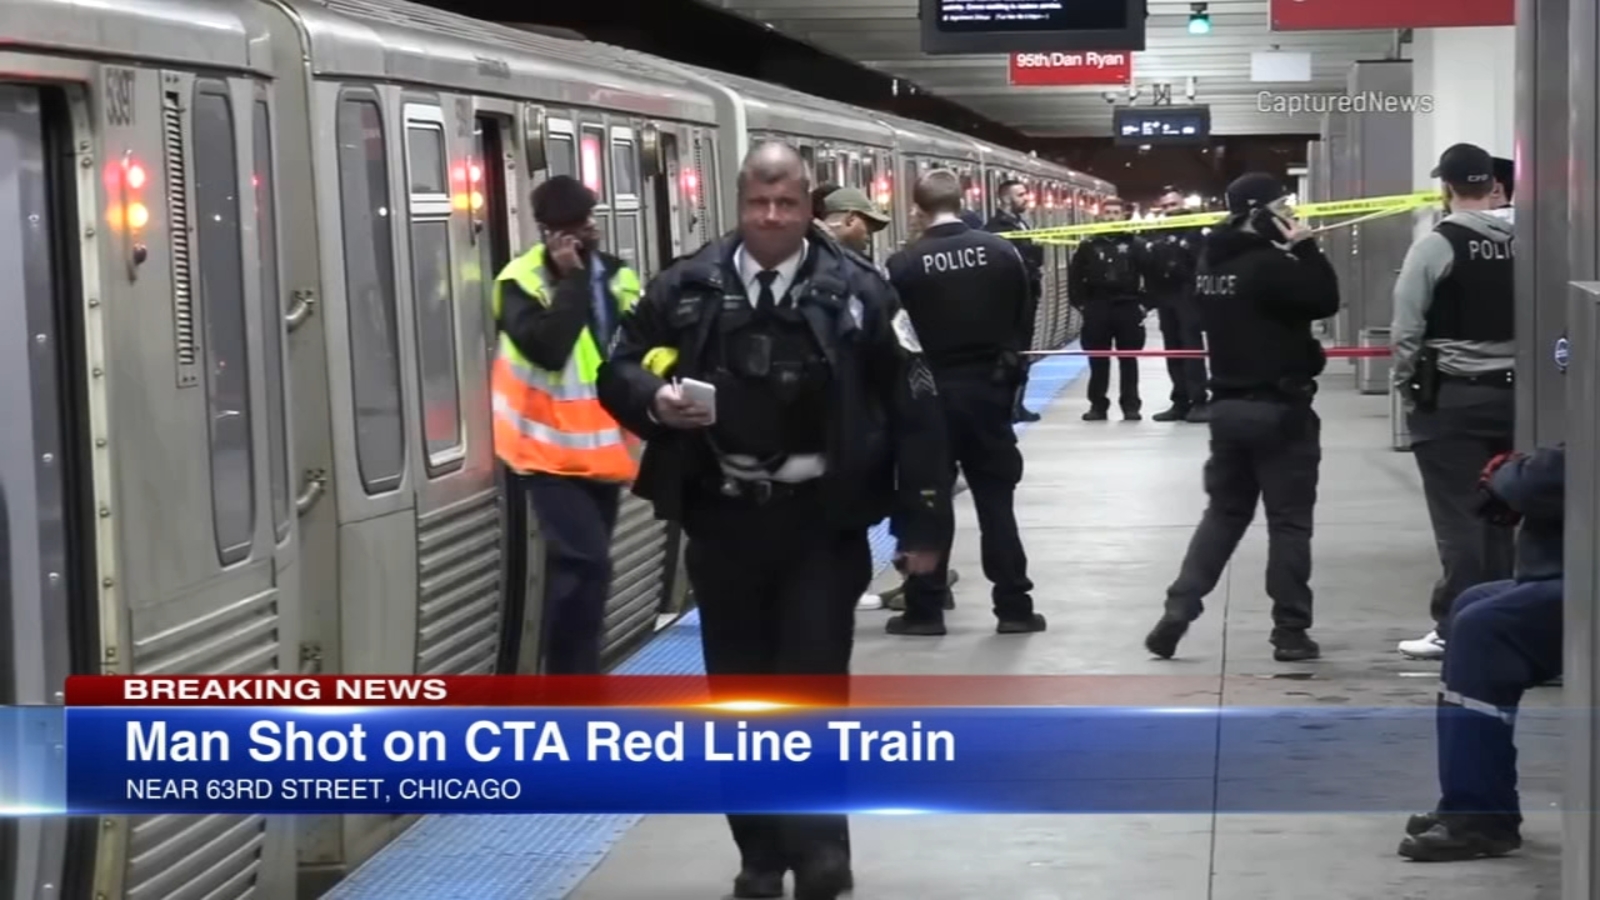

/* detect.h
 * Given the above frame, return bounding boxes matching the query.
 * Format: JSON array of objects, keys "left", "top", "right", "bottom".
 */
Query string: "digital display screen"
[
  {"left": 920, "top": 0, "right": 1145, "bottom": 54},
  {"left": 934, "top": 0, "right": 1128, "bottom": 33},
  {"left": 1113, "top": 106, "right": 1212, "bottom": 144}
]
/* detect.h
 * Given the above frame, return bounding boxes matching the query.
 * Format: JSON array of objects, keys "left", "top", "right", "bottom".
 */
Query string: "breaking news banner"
[{"left": 8, "top": 675, "right": 1560, "bottom": 817}]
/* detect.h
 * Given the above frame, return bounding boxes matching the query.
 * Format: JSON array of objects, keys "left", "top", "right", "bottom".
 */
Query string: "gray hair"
[
  {"left": 737, "top": 141, "right": 811, "bottom": 197},
  {"left": 913, "top": 169, "right": 963, "bottom": 215}
]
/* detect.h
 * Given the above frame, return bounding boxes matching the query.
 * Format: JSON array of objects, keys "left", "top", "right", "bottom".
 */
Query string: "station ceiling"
[{"left": 697, "top": 0, "right": 1399, "bottom": 137}]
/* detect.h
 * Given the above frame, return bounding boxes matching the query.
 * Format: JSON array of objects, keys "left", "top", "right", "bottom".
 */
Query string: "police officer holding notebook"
[
  {"left": 597, "top": 141, "right": 950, "bottom": 900},
  {"left": 882, "top": 168, "right": 1047, "bottom": 637}
]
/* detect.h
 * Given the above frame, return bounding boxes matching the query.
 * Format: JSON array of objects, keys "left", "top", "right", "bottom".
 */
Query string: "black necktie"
[{"left": 755, "top": 270, "right": 778, "bottom": 314}]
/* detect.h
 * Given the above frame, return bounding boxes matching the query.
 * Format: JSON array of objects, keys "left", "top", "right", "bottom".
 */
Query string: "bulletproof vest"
[
  {"left": 1085, "top": 234, "right": 1141, "bottom": 295},
  {"left": 1145, "top": 231, "right": 1194, "bottom": 288},
  {"left": 1425, "top": 222, "right": 1514, "bottom": 342},
  {"left": 703, "top": 284, "right": 832, "bottom": 469}
]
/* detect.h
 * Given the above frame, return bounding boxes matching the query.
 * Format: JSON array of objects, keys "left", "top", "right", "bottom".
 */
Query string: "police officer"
[
  {"left": 1141, "top": 188, "right": 1209, "bottom": 422},
  {"left": 1398, "top": 443, "right": 1563, "bottom": 862},
  {"left": 1144, "top": 174, "right": 1340, "bottom": 663},
  {"left": 883, "top": 169, "right": 1048, "bottom": 637},
  {"left": 491, "top": 175, "right": 642, "bottom": 674},
  {"left": 596, "top": 141, "right": 950, "bottom": 900},
  {"left": 1069, "top": 197, "right": 1147, "bottom": 420},
  {"left": 986, "top": 178, "right": 1045, "bottom": 422},
  {"left": 1392, "top": 143, "right": 1517, "bottom": 661}
]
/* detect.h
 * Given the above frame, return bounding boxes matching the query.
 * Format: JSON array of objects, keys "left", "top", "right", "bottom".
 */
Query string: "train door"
[
  {"left": 651, "top": 128, "right": 686, "bottom": 262},
  {"left": 394, "top": 98, "right": 502, "bottom": 680},
  {"left": 0, "top": 77, "right": 91, "bottom": 900},
  {"left": 598, "top": 118, "right": 673, "bottom": 667}
]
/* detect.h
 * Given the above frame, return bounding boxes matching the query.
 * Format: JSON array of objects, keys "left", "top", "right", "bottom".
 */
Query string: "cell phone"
[{"left": 677, "top": 378, "right": 717, "bottom": 422}]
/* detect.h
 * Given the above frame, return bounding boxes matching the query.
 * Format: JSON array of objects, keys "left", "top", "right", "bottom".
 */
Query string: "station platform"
[{"left": 327, "top": 330, "right": 1562, "bottom": 900}]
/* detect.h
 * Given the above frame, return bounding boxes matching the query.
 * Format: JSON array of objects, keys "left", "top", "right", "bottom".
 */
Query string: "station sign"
[
  {"left": 1269, "top": 0, "right": 1513, "bottom": 30},
  {"left": 1009, "top": 51, "right": 1132, "bottom": 87}
]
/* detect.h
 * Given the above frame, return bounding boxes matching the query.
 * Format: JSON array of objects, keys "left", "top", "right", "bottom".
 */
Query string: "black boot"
[
  {"left": 997, "top": 613, "right": 1047, "bottom": 634},
  {"left": 732, "top": 869, "right": 784, "bottom": 898},
  {"left": 886, "top": 614, "right": 947, "bottom": 636},
  {"left": 1083, "top": 408, "right": 1109, "bottom": 421},
  {"left": 1145, "top": 616, "right": 1189, "bottom": 659},
  {"left": 1398, "top": 819, "right": 1522, "bottom": 862},
  {"left": 1185, "top": 403, "right": 1211, "bottom": 423},
  {"left": 1271, "top": 629, "right": 1321, "bottom": 662},
  {"left": 1151, "top": 405, "right": 1189, "bottom": 422},
  {"left": 793, "top": 844, "right": 852, "bottom": 900}
]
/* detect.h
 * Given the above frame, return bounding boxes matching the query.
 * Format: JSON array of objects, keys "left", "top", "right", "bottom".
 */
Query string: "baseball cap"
[
  {"left": 1225, "top": 173, "right": 1288, "bottom": 217},
  {"left": 823, "top": 187, "right": 890, "bottom": 228},
  {"left": 1430, "top": 143, "right": 1494, "bottom": 186}
]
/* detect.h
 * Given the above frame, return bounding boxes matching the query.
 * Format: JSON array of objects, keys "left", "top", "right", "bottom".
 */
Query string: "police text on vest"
[{"left": 923, "top": 246, "right": 988, "bottom": 274}]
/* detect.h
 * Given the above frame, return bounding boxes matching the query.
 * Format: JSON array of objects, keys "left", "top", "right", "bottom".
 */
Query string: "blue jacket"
[{"left": 1487, "top": 445, "right": 1564, "bottom": 581}]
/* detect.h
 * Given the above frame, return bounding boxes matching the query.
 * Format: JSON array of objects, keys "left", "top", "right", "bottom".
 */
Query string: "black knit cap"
[
  {"left": 1225, "top": 173, "right": 1288, "bottom": 216},
  {"left": 532, "top": 175, "right": 597, "bottom": 229}
]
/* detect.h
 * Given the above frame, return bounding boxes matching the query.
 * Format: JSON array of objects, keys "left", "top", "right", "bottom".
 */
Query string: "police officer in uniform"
[
  {"left": 1144, "top": 174, "right": 1340, "bottom": 663},
  {"left": 883, "top": 169, "right": 1048, "bottom": 637},
  {"left": 1141, "top": 189, "right": 1209, "bottom": 422},
  {"left": 986, "top": 178, "right": 1045, "bottom": 422},
  {"left": 1069, "top": 197, "right": 1147, "bottom": 420},
  {"left": 1392, "top": 143, "right": 1517, "bottom": 661},
  {"left": 597, "top": 141, "right": 950, "bottom": 900}
]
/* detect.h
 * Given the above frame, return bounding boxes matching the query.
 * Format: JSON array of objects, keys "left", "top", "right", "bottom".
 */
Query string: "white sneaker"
[
  {"left": 1398, "top": 630, "right": 1445, "bottom": 660},
  {"left": 857, "top": 593, "right": 884, "bottom": 611}
]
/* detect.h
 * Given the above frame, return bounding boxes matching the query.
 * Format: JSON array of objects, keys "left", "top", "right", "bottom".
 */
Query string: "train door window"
[
  {"left": 579, "top": 124, "right": 605, "bottom": 198},
  {"left": 799, "top": 143, "right": 814, "bottom": 175},
  {"left": 654, "top": 130, "right": 683, "bottom": 261},
  {"left": 610, "top": 126, "right": 643, "bottom": 274},
  {"left": 335, "top": 91, "right": 404, "bottom": 494},
  {"left": 848, "top": 154, "right": 863, "bottom": 188},
  {"left": 251, "top": 98, "right": 291, "bottom": 543},
  {"left": 546, "top": 118, "right": 575, "bottom": 180},
  {"left": 474, "top": 116, "right": 512, "bottom": 310},
  {"left": 192, "top": 80, "right": 255, "bottom": 565},
  {"left": 403, "top": 104, "right": 462, "bottom": 470}
]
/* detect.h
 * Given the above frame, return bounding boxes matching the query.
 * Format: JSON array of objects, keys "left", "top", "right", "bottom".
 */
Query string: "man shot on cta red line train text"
[
  {"left": 1069, "top": 196, "right": 1148, "bottom": 421},
  {"left": 489, "top": 175, "right": 643, "bottom": 675},
  {"left": 1391, "top": 143, "right": 1517, "bottom": 663},
  {"left": 881, "top": 168, "right": 1046, "bottom": 639},
  {"left": 1145, "top": 173, "right": 1340, "bottom": 665},
  {"left": 595, "top": 140, "right": 951, "bottom": 900}
]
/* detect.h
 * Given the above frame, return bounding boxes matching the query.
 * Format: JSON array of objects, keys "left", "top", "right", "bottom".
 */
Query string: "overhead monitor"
[
  {"left": 1112, "top": 105, "right": 1211, "bottom": 145},
  {"left": 920, "top": 0, "right": 1147, "bottom": 55}
]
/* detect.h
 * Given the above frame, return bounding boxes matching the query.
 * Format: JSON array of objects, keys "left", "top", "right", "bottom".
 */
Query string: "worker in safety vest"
[{"left": 491, "top": 174, "right": 642, "bottom": 674}]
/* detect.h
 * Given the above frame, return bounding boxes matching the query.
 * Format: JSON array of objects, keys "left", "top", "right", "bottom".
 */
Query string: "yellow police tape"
[{"left": 1001, "top": 189, "right": 1443, "bottom": 245}]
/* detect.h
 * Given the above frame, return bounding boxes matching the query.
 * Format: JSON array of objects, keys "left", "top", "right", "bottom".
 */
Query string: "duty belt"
[
  {"left": 1440, "top": 369, "right": 1514, "bottom": 388},
  {"left": 709, "top": 476, "right": 820, "bottom": 505}
]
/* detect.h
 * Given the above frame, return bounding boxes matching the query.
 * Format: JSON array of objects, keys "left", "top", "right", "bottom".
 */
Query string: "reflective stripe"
[
  {"left": 1439, "top": 686, "right": 1517, "bottom": 725},
  {"left": 497, "top": 335, "right": 597, "bottom": 402},
  {"left": 492, "top": 394, "right": 625, "bottom": 449}
]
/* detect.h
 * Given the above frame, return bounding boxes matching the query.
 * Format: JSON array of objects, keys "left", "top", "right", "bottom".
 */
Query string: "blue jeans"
[{"left": 1434, "top": 578, "right": 1562, "bottom": 829}]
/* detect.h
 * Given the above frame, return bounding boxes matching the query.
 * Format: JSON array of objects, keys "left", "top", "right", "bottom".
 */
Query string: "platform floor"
[{"left": 330, "top": 329, "right": 1563, "bottom": 900}]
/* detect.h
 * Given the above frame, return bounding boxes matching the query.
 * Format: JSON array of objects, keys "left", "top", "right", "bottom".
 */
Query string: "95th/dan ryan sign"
[{"left": 1009, "top": 51, "right": 1132, "bottom": 87}]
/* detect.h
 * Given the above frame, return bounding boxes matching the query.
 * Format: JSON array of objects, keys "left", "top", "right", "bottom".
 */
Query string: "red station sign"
[
  {"left": 1008, "top": 51, "right": 1132, "bottom": 87},
  {"left": 1269, "top": 0, "right": 1513, "bottom": 31}
]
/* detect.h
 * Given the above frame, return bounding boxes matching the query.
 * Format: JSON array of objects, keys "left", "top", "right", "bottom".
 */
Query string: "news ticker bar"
[
  {"left": 3, "top": 705, "right": 1557, "bottom": 816},
  {"left": 61, "top": 674, "right": 1356, "bottom": 707}
]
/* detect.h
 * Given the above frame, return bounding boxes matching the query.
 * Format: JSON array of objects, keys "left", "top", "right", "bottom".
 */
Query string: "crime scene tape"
[
  {"left": 999, "top": 189, "right": 1442, "bottom": 244},
  {"left": 1022, "top": 346, "right": 1392, "bottom": 358}
]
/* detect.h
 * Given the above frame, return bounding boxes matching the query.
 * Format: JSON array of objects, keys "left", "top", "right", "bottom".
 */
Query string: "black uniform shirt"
[
  {"left": 1194, "top": 226, "right": 1341, "bottom": 395},
  {"left": 886, "top": 218, "right": 1034, "bottom": 370},
  {"left": 1068, "top": 231, "right": 1145, "bottom": 304}
]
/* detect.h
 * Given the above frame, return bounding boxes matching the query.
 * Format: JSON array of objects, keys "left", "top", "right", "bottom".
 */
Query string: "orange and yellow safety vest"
[{"left": 490, "top": 245, "right": 642, "bottom": 483}]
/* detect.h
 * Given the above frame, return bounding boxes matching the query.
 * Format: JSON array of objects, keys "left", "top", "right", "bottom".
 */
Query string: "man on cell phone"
[{"left": 490, "top": 174, "right": 643, "bottom": 674}]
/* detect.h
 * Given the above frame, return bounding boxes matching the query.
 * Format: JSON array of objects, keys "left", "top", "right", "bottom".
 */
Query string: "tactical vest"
[
  {"left": 1146, "top": 232, "right": 1193, "bottom": 288},
  {"left": 1425, "top": 222, "right": 1514, "bottom": 342},
  {"left": 704, "top": 275, "right": 832, "bottom": 471},
  {"left": 1088, "top": 235, "right": 1141, "bottom": 295}
]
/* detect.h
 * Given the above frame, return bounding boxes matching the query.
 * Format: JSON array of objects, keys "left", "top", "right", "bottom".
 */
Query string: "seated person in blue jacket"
[{"left": 1398, "top": 444, "right": 1564, "bottom": 862}]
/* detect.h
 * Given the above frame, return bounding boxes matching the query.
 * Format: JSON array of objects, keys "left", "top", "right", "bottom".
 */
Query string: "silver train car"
[{"left": 0, "top": 0, "right": 1119, "bottom": 897}]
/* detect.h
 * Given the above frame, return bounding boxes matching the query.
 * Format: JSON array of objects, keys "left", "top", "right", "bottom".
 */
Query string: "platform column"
[{"left": 1563, "top": 283, "right": 1600, "bottom": 900}]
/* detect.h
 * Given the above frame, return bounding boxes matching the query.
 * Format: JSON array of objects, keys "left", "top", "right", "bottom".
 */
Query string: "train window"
[
  {"left": 594, "top": 211, "right": 610, "bottom": 250},
  {"left": 547, "top": 130, "right": 576, "bottom": 180},
  {"left": 799, "top": 144, "right": 814, "bottom": 172},
  {"left": 848, "top": 156, "right": 862, "bottom": 188},
  {"left": 192, "top": 80, "right": 256, "bottom": 565},
  {"left": 610, "top": 137, "right": 638, "bottom": 197},
  {"left": 580, "top": 125, "right": 604, "bottom": 198},
  {"left": 252, "top": 99, "right": 291, "bottom": 543},
  {"left": 613, "top": 212, "right": 639, "bottom": 273},
  {"left": 404, "top": 106, "right": 462, "bottom": 469},
  {"left": 336, "top": 92, "right": 405, "bottom": 494}
]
